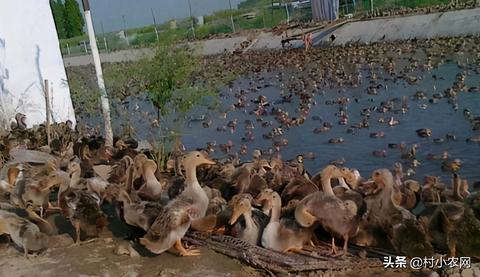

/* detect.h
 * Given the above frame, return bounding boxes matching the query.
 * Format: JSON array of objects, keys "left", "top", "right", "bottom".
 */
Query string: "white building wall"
[{"left": 0, "top": 0, "right": 76, "bottom": 129}]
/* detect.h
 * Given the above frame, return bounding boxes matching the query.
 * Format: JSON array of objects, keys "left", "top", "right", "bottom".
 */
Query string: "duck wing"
[{"left": 144, "top": 197, "right": 192, "bottom": 243}]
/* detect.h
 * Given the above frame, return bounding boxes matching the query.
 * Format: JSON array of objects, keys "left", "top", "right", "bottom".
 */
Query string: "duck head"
[
  {"left": 255, "top": 188, "right": 280, "bottom": 213},
  {"left": 182, "top": 151, "right": 216, "bottom": 169},
  {"left": 229, "top": 196, "right": 252, "bottom": 225},
  {"left": 342, "top": 168, "right": 361, "bottom": 189},
  {"left": 371, "top": 168, "right": 395, "bottom": 187},
  {"left": 132, "top": 153, "right": 148, "bottom": 179},
  {"left": 14, "top": 113, "right": 27, "bottom": 129}
]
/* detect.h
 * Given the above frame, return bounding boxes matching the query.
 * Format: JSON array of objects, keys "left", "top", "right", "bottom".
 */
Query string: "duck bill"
[
  {"left": 229, "top": 210, "right": 242, "bottom": 225},
  {"left": 203, "top": 158, "right": 216, "bottom": 165},
  {"left": 362, "top": 179, "right": 375, "bottom": 186}
]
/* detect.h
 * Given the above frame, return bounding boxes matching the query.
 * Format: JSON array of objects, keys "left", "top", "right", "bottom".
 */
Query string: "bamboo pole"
[{"left": 43, "top": 80, "right": 51, "bottom": 146}]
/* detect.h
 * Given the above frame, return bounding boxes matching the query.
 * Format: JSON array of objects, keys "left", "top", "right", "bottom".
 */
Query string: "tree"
[
  {"left": 145, "top": 44, "right": 201, "bottom": 120},
  {"left": 143, "top": 42, "right": 217, "bottom": 169},
  {"left": 64, "top": 0, "right": 85, "bottom": 38},
  {"left": 50, "top": 0, "right": 67, "bottom": 39}
]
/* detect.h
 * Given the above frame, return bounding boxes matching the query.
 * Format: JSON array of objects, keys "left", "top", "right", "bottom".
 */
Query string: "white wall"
[{"left": 0, "top": 0, "right": 76, "bottom": 129}]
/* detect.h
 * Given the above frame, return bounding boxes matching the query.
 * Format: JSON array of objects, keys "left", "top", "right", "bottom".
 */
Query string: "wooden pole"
[{"left": 44, "top": 80, "right": 51, "bottom": 146}]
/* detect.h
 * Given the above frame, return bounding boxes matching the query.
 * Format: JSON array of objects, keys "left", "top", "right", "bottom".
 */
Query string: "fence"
[{"left": 60, "top": 0, "right": 478, "bottom": 57}]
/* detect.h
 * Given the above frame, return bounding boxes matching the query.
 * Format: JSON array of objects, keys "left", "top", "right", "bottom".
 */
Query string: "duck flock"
[{"left": 1, "top": 35, "right": 480, "bottom": 269}]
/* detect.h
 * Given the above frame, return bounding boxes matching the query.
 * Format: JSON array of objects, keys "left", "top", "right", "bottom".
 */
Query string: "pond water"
[{"left": 79, "top": 60, "right": 480, "bottom": 183}]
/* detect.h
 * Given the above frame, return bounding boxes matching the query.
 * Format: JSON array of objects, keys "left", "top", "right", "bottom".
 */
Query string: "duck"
[
  {"left": 139, "top": 195, "right": 197, "bottom": 256},
  {"left": 228, "top": 193, "right": 269, "bottom": 245},
  {"left": 68, "top": 160, "right": 112, "bottom": 203},
  {"left": 427, "top": 151, "right": 449, "bottom": 161},
  {"left": 400, "top": 143, "right": 418, "bottom": 160},
  {"left": 441, "top": 159, "right": 462, "bottom": 173},
  {"left": 0, "top": 209, "right": 49, "bottom": 257},
  {"left": 442, "top": 173, "right": 465, "bottom": 202},
  {"left": 287, "top": 155, "right": 310, "bottom": 179},
  {"left": 295, "top": 165, "right": 365, "bottom": 255},
  {"left": 58, "top": 169, "right": 108, "bottom": 245},
  {"left": 372, "top": 150, "right": 387, "bottom": 158},
  {"left": 310, "top": 165, "right": 361, "bottom": 193},
  {"left": 370, "top": 131, "right": 385, "bottom": 138},
  {"left": 116, "top": 189, "right": 163, "bottom": 231},
  {"left": 256, "top": 188, "right": 312, "bottom": 253},
  {"left": 365, "top": 169, "right": 433, "bottom": 257},
  {"left": 416, "top": 128, "right": 432, "bottom": 138},
  {"left": 136, "top": 159, "right": 167, "bottom": 201},
  {"left": 421, "top": 175, "right": 444, "bottom": 204},
  {"left": 10, "top": 170, "right": 66, "bottom": 216},
  {"left": 139, "top": 151, "right": 216, "bottom": 255},
  {"left": 328, "top": 137, "right": 344, "bottom": 144},
  {"left": 387, "top": 117, "right": 399, "bottom": 126},
  {"left": 398, "top": 179, "right": 421, "bottom": 210},
  {"left": 419, "top": 193, "right": 480, "bottom": 258}
]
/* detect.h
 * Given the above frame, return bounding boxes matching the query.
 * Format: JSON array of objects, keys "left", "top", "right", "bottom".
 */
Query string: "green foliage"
[
  {"left": 50, "top": 0, "right": 67, "bottom": 39},
  {"left": 64, "top": 0, "right": 85, "bottom": 38},
  {"left": 144, "top": 44, "right": 199, "bottom": 117}
]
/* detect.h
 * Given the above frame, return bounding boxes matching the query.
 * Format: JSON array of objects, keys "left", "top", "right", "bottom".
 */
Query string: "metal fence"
[{"left": 59, "top": 0, "right": 478, "bottom": 57}]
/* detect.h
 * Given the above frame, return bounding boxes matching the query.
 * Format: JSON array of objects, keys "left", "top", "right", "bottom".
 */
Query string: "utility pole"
[
  {"left": 122, "top": 15, "right": 129, "bottom": 45},
  {"left": 151, "top": 8, "right": 159, "bottom": 41},
  {"left": 82, "top": 0, "right": 113, "bottom": 147},
  {"left": 370, "top": 0, "right": 374, "bottom": 15},
  {"left": 228, "top": 0, "right": 236, "bottom": 33},
  {"left": 101, "top": 22, "right": 108, "bottom": 51},
  {"left": 187, "top": 0, "right": 196, "bottom": 39}
]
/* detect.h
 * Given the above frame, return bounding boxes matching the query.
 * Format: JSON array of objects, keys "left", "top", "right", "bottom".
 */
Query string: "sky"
[{"left": 76, "top": 0, "right": 246, "bottom": 33}]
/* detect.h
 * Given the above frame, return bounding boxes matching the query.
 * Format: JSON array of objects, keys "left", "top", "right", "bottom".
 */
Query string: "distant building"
[{"left": 311, "top": 0, "right": 339, "bottom": 21}]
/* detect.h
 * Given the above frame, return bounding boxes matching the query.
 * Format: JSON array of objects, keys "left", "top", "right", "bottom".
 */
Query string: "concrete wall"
[{"left": 320, "top": 8, "right": 480, "bottom": 45}]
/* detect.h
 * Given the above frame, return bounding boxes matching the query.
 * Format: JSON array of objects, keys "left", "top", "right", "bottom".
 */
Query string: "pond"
[{"left": 78, "top": 52, "right": 480, "bottom": 184}]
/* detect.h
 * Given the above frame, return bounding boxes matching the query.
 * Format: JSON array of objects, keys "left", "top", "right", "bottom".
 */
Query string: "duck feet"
[
  {"left": 329, "top": 236, "right": 338, "bottom": 255},
  {"left": 284, "top": 246, "right": 304, "bottom": 254},
  {"left": 174, "top": 239, "right": 200, "bottom": 257},
  {"left": 342, "top": 235, "right": 350, "bottom": 257}
]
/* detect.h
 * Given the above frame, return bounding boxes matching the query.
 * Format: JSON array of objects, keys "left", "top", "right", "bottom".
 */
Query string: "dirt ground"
[
  {"left": 0, "top": 238, "right": 419, "bottom": 277},
  {"left": 0, "top": 234, "right": 263, "bottom": 277}
]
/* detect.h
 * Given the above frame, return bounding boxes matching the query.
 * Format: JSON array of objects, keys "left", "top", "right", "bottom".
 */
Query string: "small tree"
[
  {"left": 50, "top": 0, "right": 67, "bottom": 39},
  {"left": 144, "top": 42, "right": 217, "bottom": 166},
  {"left": 64, "top": 0, "right": 85, "bottom": 38},
  {"left": 145, "top": 44, "right": 199, "bottom": 120}
]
